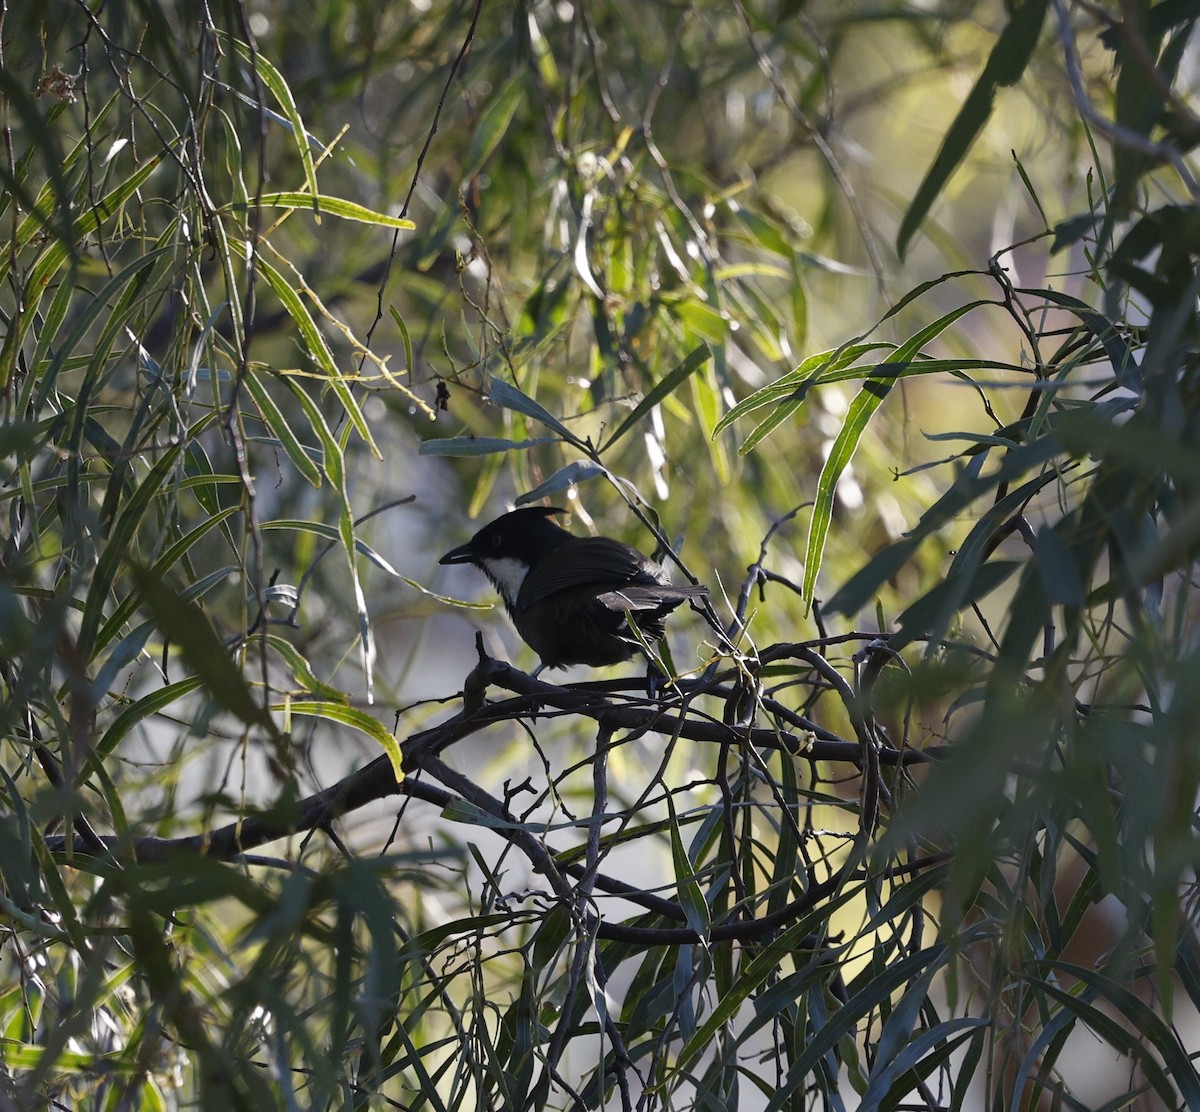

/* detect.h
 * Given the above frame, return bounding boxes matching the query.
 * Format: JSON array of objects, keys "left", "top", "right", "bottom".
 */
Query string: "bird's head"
[{"left": 438, "top": 506, "right": 572, "bottom": 610}]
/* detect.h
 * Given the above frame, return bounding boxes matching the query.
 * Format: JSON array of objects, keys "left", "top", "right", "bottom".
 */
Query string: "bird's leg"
[
  {"left": 526, "top": 659, "right": 551, "bottom": 722},
  {"left": 640, "top": 634, "right": 686, "bottom": 700}
]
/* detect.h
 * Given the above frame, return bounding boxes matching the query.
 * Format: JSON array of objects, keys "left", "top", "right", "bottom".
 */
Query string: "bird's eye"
[{"left": 490, "top": 534, "right": 502, "bottom": 548}]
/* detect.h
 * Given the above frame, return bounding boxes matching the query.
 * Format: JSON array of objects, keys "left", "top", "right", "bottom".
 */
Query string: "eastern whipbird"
[{"left": 439, "top": 506, "right": 707, "bottom": 673}]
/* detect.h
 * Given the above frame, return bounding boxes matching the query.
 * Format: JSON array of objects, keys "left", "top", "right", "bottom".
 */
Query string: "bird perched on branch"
[{"left": 439, "top": 506, "right": 707, "bottom": 671}]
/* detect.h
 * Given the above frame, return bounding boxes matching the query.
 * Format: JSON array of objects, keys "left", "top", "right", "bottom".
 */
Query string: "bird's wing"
[
  {"left": 516, "top": 537, "right": 665, "bottom": 608},
  {"left": 595, "top": 584, "right": 708, "bottom": 612}
]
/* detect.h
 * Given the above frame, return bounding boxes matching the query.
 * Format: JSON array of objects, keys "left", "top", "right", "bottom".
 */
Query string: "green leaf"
[
  {"left": 861, "top": 1021, "right": 985, "bottom": 1106},
  {"left": 235, "top": 191, "right": 415, "bottom": 229},
  {"left": 0, "top": 69, "right": 72, "bottom": 250},
  {"left": 96, "top": 677, "right": 204, "bottom": 759},
  {"left": 419, "top": 436, "right": 560, "bottom": 457},
  {"left": 0, "top": 420, "right": 45, "bottom": 459},
  {"left": 602, "top": 345, "right": 710, "bottom": 451},
  {"left": 227, "top": 243, "right": 379, "bottom": 458},
  {"left": 803, "top": 300, "right": 992, "bottom": 605},
  {"left": 227, "top": 37, "right": 319, "bottom": 200},
  {"left": 129, "top": 566, "right": 275, "bottom": 732},
  {"left": 826, "top": 433, "right": 1065, "bottom": 617},
  {"left": 1036, "top": 963, "right": 1200, "bottom": 1107},
  {"left": 666, "top": 794, "right": 710, "bottom": 938},
  {"left": 487, "top": 377, "right": 581, "bottom": 445},
  {"left": 280, "top": 701, "right": 402, "bottom": 783},
  {"left": 390, "top": 306, "right": 415, "bottom": 382},
  {"left": 96, "top": 505, "right": 240, "bottom": 653},
  {"left": 670, "top": 299, "right": 727, "bottom": 343},
  {"left": 78, "top": 437, "right": 185, "bottom": 659},
  {"left": 242, "top": 368, "right": 323, "bottom": 487},
  {"left": 714, "top": 343, "right": 891, "bottom": 436},
  {"left": 515, "top": 461, "right": 608, "bottom": 502},
  {"left": 1033, "top": 288, "right": 1136, "bottom": 383},
  {"left": 759, "top": 941, "right": 962, "bottom": 1112},
  {"left": 279, "top": 380, "right": 377, "bottom": 700},
  {"left": 441, "top": 801, "right": 553, "bottom": 832},
  {"left": 1034, "top": 522, "right": 1086, "bottom": 607},
  {"left": 262, "top": 635, "right": 345, "bottom": 700},
  {"left": 890, "top": 560, "right": 1021, "bottom": 652},
  {"left": 897, "top": 0, "right": 1050, "bottom": 258},
  {"left": 464, "top": 73, "right": 525, "bottom": 176},
  {"left": 802, "top": 363, "right": 905, "bottom": 606},
  {"left": 262, "top": 518, "right": 399, "bottom": 575}
]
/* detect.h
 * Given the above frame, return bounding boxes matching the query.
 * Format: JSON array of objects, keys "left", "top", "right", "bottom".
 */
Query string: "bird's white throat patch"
[{"left": 478, "top": 556, "right": 529, "bottom": 609}]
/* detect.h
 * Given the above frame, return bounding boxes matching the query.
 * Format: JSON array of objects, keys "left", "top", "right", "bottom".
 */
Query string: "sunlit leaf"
[
  {"left": 897, "top": 0, "right": 1050, "bottom": 258},
  {"left": 233, "top": 191, "right": 415, "bottom": 229},
  {"left": 280, "top": 700, "right": 403, "bottom": 783}
]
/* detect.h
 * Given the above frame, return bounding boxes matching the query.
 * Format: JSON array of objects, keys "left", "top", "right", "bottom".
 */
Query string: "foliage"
[{"left": 2, "top": 0, "right": 1200, "bottom": 1110}]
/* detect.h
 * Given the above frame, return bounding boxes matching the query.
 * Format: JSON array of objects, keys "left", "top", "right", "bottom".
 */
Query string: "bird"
[{"left": 439, "top": 506, "right": 707, "bottom": 671}]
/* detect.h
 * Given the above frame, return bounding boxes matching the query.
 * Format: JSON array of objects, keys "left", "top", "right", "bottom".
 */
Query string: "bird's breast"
[{"left": 477, "top": 556, "right": 531, "bottom": 612}]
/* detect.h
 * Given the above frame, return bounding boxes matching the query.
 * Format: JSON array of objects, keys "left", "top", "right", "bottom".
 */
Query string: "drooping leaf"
[
  {"left": 130, "top": 566, "right": 275, "bottom": 732},
  {"left": 897, "top": 0, "right": 1050, "bottom": 258}
]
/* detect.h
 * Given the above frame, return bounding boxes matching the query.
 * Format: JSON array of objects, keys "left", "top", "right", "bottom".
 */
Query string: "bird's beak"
[{"left": 439, "top": 542, "right": 476, "bottom": 566}]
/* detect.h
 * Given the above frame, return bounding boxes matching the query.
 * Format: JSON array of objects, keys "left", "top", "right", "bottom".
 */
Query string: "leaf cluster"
[{"left": 3, "top": 1, "right": 1200, "bottom": 1110}]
